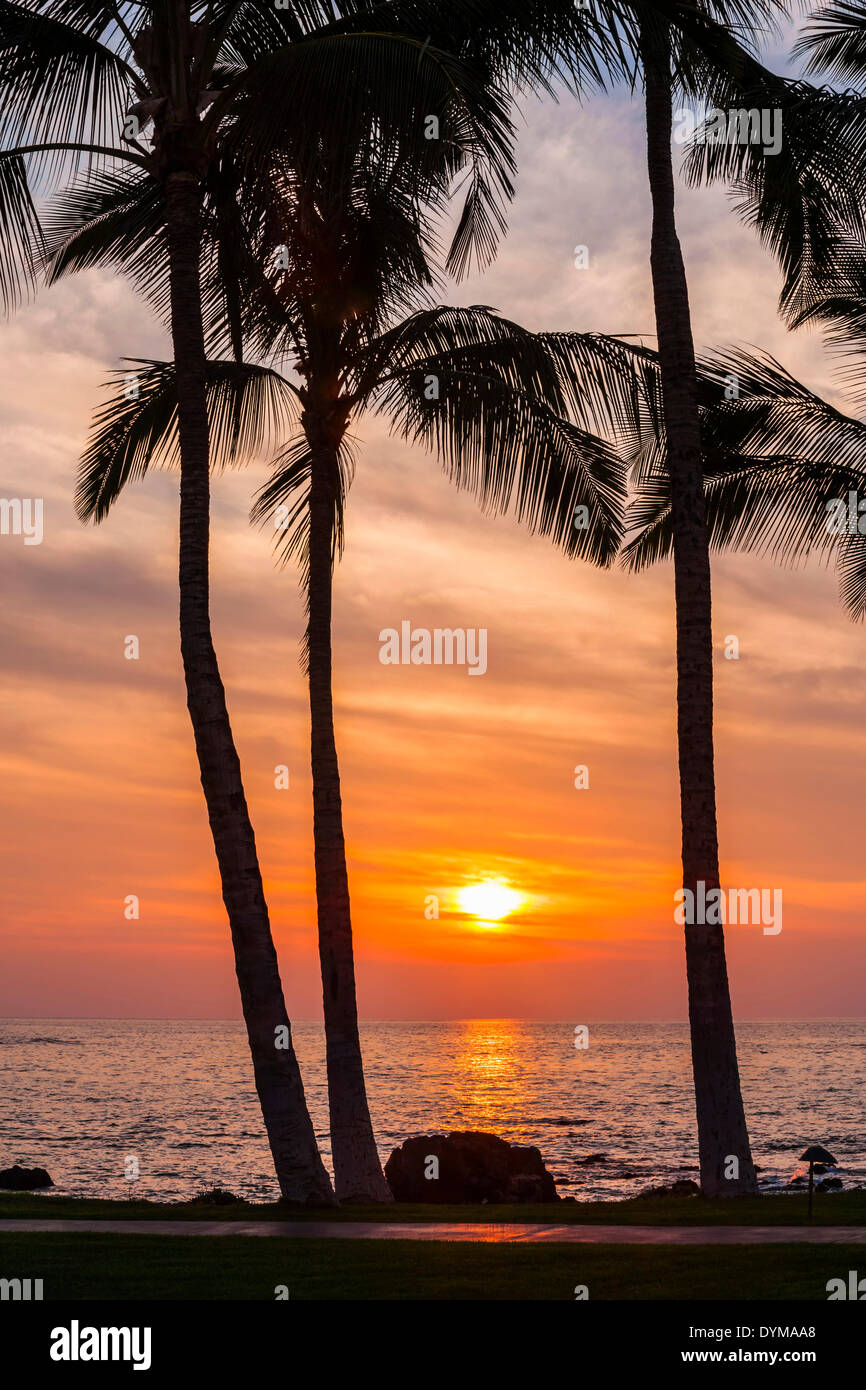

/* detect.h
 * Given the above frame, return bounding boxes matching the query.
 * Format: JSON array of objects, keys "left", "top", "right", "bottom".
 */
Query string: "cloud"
[{"left": 2, "top": 85, "right": 865, "bottom": 1019}]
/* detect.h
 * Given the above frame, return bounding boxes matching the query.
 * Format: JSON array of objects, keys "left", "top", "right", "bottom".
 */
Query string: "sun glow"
[{"left": 457, "top": 880, "right": 523, "bottom": 925}]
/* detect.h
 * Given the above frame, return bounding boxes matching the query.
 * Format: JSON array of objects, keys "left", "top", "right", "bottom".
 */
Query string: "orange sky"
[{"left": 2, "top": 87, "right": 866, "bottom": 1020}]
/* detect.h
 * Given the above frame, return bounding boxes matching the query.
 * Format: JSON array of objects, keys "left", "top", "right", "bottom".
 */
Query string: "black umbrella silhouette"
[{"left": 799, "top": 1145, "right": 838, "bottom": 1218}]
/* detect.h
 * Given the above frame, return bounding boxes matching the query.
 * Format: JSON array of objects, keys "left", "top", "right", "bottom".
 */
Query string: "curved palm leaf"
[
  {"left": 623, "top": 344, "right": 866, "bottom": 616},
  {"left": 0, "top": 152, "right": 45, "bottom": 312},
  {"left": 0, "top": 0, "right": 138, "bottom": 164},
  {"left": 76, "top": 356, "right": 300, "bottom": 522},
  {"left": 794, "top": 1, "right": 866, "bottom": 84},
  {"left": 357, "top": 307, "right": 646, "bottom": 563}
]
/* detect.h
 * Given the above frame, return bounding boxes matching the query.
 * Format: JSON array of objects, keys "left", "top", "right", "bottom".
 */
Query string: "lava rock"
[
  {"left": 0, "top": 1164, "right": 54, "bottom": 1190},
  {"left": 637, "top": 1178, "right": 700, "bottom": 1199},
  {"left": 385, "top": 1131, "right": 559, "bottom": 1204},
  {"left": 190, "top": 1187, "right": 243, "bottom": 1205}
]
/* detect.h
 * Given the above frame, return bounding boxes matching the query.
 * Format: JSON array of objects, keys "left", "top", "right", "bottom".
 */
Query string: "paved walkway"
[{"left": 3, "top": 1219, "right": 866, "bottom": 1244}]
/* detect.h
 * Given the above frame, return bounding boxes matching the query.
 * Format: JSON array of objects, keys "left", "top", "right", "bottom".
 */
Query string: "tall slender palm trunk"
[
  {"left": 640, "top": 26, "right": 757, "bottom": 1197},
  {"left": 165, "top": 169, "right": 333, "bottom": 1204},
  {"left": 305, "top": 427, "right": 393, "bottom": 1202}
]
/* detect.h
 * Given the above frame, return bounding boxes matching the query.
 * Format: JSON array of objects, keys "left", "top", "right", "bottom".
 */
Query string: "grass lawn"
[
  {"left": 2, "top": 1231, "right": 861, "bottom": 1299},
  {"left": 2, "top": 1189, "right": 865, "bottom": 1226}
]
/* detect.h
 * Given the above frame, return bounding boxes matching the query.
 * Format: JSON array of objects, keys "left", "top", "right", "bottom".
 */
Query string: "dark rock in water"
[
  {"left": 190, "top": 1187, "right": 243, "bottom": 1205},
  {"left": 637, "top": 1178, "right": 700, "bottom": 1199},
  {"left": 0, "top": 1164, "right": 54, "bottom": 1190},
  {"left": 385, "top": 1131, "right": 559, "bottom": 1204},
  {"left": 577, "top": 1153, "right": 607, "bottom": 1166},
  {"left": 817, "top": 1177, "right": 843, "bottom": 1191}
]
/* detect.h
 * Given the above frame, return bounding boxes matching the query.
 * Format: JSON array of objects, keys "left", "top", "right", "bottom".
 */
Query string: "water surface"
[{"left": 1, "top": 1019, "right": 862, "bottom": 1202}]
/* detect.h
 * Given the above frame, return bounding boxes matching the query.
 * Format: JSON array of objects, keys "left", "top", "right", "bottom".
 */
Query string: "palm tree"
[
  {"left": 0, "top": 0, "right": 516, "bottom": 1202},
  {"left": 633, "top": 5, "right": 769, "bottom": 1197},
  {"left": 441, "top": 0, "right": 795, "bottom": 1195},
  {"left": 67, "top": 133, "right": 648, "bottom": 1199}
]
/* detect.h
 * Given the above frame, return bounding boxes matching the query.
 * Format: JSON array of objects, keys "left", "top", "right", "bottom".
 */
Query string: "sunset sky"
[{"left": 3, "top": 56, "right": 866, "bottom": 1021}]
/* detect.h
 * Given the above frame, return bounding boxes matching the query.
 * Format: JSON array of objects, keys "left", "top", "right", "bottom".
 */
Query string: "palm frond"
[
  {"left": 360, "top": 307, "right": 639, "bottom": 564},
  {"left": 0, "top": 151, "right": 44, "bottom": 312},
  {"left": 794, "top": 1, "right": 866, "bottom": 85},
  {"left": 77, "top": 356, "right": 300, "bottom": 522},
  {"left": 0, "top": 0, "right": 137, "bottom": 185},
  {"left": 623, "top": 344, "right": 866, "bottom": 620},
  {"left": 684, "top": 79, "right": 866, "bottom": 317},
  {"left": 838, "top": 524, "right": 866, "bottom": 618},
  {"left": 41, "top": 167, "right": 163, "bottom": 281}
]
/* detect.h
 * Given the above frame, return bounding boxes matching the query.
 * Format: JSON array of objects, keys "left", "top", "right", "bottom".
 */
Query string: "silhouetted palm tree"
[
  {"left": 634, "top": 6, "right": 766, "bottom": 1197},
  {"left": 0, "top": 0, "right": 515, "bottom": 1201},
  {"left": 68, "top": 133, "right": 647, "bottom": 1199},
  {"left": 439, "top": 0, "right": 791, "bottom": 1195}
]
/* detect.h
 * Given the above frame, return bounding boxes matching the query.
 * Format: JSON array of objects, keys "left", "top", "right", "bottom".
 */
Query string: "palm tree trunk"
[
  {"left": 165, "top": 169, "right": 333, "bottom": 1205},
  {"left": 306, "top": 439, "right": 393, "bottom": 1202},
  {"left": 640, "top": 23, "right": 757, "bottom": 1197}
]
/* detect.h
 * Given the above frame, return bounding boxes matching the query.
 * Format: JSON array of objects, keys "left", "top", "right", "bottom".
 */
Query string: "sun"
[{"left": 457, "top": 880, "right": 523, "bottom": 924}]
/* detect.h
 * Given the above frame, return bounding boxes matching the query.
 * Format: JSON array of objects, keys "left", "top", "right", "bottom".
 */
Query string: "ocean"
[{"left": 1, "top": 1018, "right": 863, "bottom": 1202}]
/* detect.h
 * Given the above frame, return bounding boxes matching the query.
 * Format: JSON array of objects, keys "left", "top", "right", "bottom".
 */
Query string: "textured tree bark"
[
  {"left": 165, "top": 170, "right": 333, "bottom": 1204},
  {"left": 306, "top": 432, "right": 393, "bottom": 1202},
  {"left": 641, "top": 24, "right": 757, "bottom": 1197}
]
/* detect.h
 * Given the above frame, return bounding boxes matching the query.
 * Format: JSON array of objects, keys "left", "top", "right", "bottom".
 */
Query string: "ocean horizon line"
[{"left": 3, "top": 1015, "right": 865, "bottom": 1025}]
